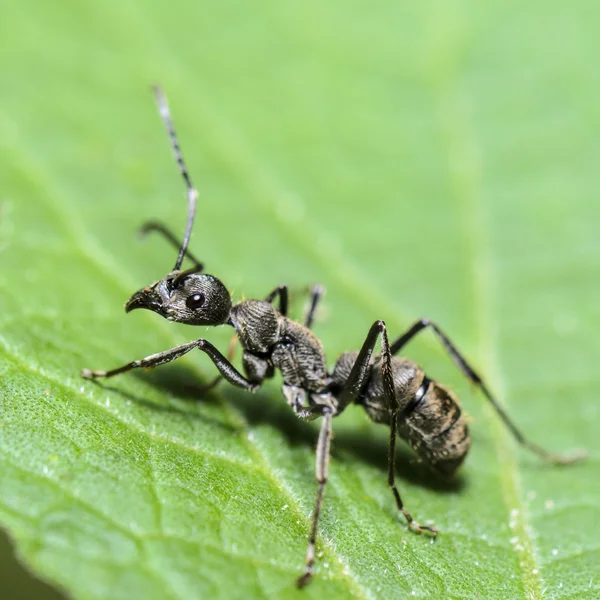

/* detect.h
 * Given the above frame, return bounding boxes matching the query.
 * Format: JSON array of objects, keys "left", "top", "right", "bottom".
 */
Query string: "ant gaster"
[{"left": 82, "top": 87, "right": 587, "bottom": 588}]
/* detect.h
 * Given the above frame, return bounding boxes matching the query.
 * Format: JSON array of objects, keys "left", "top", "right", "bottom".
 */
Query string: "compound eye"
[{"left": 186, "top": 293, "right": 206, "bottom": 310}]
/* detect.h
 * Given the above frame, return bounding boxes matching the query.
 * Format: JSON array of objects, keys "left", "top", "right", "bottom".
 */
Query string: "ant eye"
[{"left": 186, "top": 293, "right": 206, "bottom": 309}]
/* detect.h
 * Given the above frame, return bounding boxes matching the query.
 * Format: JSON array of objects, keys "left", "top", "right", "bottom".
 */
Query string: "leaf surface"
[{"left": 0, "top": 1, "right": 599, "bottom": 599}]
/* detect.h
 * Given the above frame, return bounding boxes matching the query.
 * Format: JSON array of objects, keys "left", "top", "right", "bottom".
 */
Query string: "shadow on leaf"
[
  {"left": 0, "top": 528, "right": 66, "bottom": 600},
  {"left": 118, "top": 364, "right": 465, "bottom": 493},
  {"left": 84, "top": 371, "right": 238, "bottom": 434}
]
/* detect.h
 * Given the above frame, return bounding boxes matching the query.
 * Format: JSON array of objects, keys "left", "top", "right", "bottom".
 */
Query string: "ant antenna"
[{"left": 152, "top": 85, "right": 198, "bottom": 272}]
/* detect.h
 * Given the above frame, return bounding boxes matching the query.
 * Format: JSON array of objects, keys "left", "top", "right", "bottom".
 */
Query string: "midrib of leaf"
[
  {"left": 430, "top": 34, "right": 545, "bottom": 598},
  {"left": 0, "top": 111, "right": 373, "bottom": 598},
  {"left": 177, "top": 5, "right": 550, "bottom": 591}
]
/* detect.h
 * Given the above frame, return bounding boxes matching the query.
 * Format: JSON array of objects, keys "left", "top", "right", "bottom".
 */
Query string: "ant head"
[
  {"left": 125, "top": 270, "right": 232, "bottom": 326},
  {"left": 127, "top": 88, "right": 232, "bottom": 326}
]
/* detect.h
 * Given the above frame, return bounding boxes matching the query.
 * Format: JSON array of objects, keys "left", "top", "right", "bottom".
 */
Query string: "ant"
[{"left": 82, "top": 87, "right": 587, "bottom": 588}]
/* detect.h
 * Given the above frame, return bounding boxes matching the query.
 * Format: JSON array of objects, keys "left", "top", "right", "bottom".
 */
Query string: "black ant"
[{"left": 82, "top": 87, "right": 587, "bottom": 588}]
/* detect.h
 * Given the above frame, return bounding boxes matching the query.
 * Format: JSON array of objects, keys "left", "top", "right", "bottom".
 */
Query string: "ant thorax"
[
  {"left": 229, "top": 299, "right": 329, "bottom": 393},
  {"left": 229, "top": 299, "right": 282, "bottom": 353}
]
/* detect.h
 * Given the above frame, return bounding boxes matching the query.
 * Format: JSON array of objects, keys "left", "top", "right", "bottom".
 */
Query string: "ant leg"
[
  {"left": 138, "top": 221, "right": 203, "bottom": 267},
  {"left": 339, "top": 321, "right": 436, "bottom": 535},
  {"left": 304, "top": 284, "right": 325, "bottom": 329},
  {"left": 265, "top": 285, "right": 289, "bottom": 316},
  {"left": 390, "top": 319, "right": 587, "bottom": 465},
  {"left": 198, "top": 333, "right": 238, "bottom": 393},
  {"left": 81, "top": 339, "right": 258, "bottom": 391},
  {"left": 381, "top": 325, "right": 438, "bottom": 536},
  {"left": 265, "top": 284, "right": 323, "bottom": 326},
  {"left": 297, "top": 408, "right": 333, "bottom": 589}
]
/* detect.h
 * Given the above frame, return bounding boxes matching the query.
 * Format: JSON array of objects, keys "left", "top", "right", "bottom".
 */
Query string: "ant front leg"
[
  {"left": 341, "top": 321, "right": 437, "bottom": 536},
  {"left": 390, "top": 319, "right": 587, "bottom": 465},
  {"left": 81, "top": 339, "right": 258, "bottom": 392}
]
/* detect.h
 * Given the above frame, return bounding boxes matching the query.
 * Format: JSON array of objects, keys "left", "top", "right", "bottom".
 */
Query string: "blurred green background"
[{"left": 1, "top": 1, "right": 599, "bottom": 599}]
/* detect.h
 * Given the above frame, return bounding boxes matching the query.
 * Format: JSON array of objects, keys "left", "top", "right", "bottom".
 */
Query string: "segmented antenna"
[{"left": 152, "top": 85, "right": 198, "bottom": 272}]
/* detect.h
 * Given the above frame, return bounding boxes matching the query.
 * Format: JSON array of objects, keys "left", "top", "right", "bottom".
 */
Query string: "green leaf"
[{"left": 1, "top": 1, "right": 598, "bottom": 599}]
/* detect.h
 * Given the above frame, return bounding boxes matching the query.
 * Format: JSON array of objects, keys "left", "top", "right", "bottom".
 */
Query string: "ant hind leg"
[
  {"left": 340, "top": 321, "right": 437, "bottom": 535},
  {"left": 390, "top": 319, "right": 586, "bottom": 465}
]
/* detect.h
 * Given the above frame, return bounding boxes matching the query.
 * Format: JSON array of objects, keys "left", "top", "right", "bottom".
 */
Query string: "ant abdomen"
[
  {"left": 332, "top": 353, "right": 471, "bottom": 477},
  {"left": 398, "top": 381, "right": 470, "bottom": 478}
]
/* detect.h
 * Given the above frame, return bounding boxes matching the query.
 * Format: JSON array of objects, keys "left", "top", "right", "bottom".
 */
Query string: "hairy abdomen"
[
  {"left": 337, "top": 354, "right": 471, "bottom": 478},
  {"left": 398, "top": 381, "right": 470, "bottom": 478}
]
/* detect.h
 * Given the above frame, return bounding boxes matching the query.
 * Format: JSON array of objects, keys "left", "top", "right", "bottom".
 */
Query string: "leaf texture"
[{"left": 0, "top": 1, "right": 599, "bottom": 599}]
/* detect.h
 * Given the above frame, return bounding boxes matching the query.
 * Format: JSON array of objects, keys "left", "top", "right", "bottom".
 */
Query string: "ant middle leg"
[
  {"left": 340, "top": 321, "right": 437, "bottom": 535},
  {"left": 264, "top": 283, "right": 324, "bottom": 329},
  {"left": 265, "top": 285, "right": 289, "bottom": 316},
  {"left": 297, "top": 407, "right": 333, "bottom": 588},
  {"left": 390, "top": 319, "right": 586, "bottom": 465}
]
